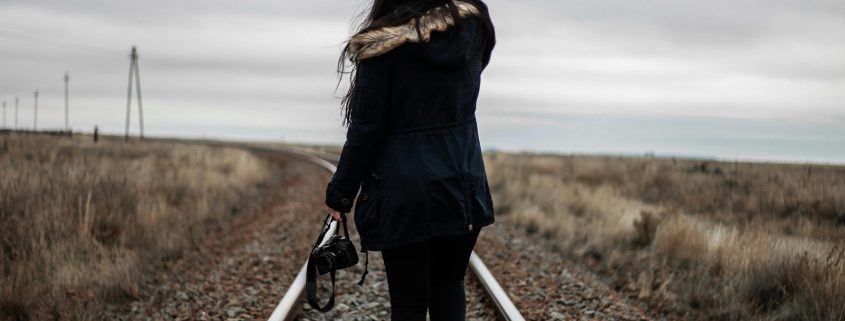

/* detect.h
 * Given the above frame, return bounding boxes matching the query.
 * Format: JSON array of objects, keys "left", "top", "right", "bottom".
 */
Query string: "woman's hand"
[{"left": 327, "top": 206, "right": 343, "bottom": 222}]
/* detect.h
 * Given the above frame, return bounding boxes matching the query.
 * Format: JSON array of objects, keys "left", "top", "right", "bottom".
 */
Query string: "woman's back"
[
  {"left": 371, "top": 16, "right": 487, "bottom": 134},
  {"left": 324, "top": 1, "right": 495, "bottom": 319},
  {"left": 328, "top": 9, "right": 494, "bottom": 251}
]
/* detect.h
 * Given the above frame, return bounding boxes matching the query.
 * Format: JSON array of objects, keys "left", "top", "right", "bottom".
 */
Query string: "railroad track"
[
  {"left": 96, "top": 138, "right": 656, "bottom": 320},
  {"left": 249, "top": 145, "right": 525, "bottom": 321}
]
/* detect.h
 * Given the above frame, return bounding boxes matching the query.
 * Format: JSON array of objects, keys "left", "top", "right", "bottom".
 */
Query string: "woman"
[{"left": 324, "top": 0, "right": 496, "bottom": 320}]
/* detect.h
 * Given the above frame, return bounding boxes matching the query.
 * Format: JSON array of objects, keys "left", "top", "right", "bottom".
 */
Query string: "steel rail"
[
  {"left": 262, "top": 145, "right": 524, "bottom": 321},
  {"left": 250, "top": 145, "right": 337, "bottom": 321},
  {"left": 57, "top": 136, "right": 523, "bottom": 320},
  {"left": 469, "top": 252, "right": 525, "bottom": 321}
]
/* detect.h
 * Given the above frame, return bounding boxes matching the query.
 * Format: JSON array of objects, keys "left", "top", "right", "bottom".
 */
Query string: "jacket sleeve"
[{"left": 325, "top": 56, "right": 392, "bottom": 213}]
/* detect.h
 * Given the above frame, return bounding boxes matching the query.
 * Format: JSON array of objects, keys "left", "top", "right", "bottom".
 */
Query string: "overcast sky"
[{"left": 1, "top": 0, "right": 844, "bottom": 161}]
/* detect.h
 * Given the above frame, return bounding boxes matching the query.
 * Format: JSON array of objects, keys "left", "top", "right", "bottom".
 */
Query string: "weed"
[{"left": 0, "top": 133, "right": 270, "bottom": 320}]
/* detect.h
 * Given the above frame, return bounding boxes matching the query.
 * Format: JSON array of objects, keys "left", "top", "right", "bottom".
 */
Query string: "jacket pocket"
[
  {"left": 354, "top": 173, "right": 383, "bottom": 245},
  {"left": 466, "top": 174, "right": 494, "bottom": 225}
]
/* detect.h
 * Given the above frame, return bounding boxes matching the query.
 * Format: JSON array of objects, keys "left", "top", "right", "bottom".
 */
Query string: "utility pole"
[
  {"left": 15, "top": 96, "right": 19, "bottom": 129},
  {"left": 65, "top": 71, "right": 70, "bottom": 131},
  {"left": 135, "top": 47, "right": 145, "bottom": 139},
  {"left": 125, "top": 46, "right": 145, "bottom": 141},
  {"left": 34, "top": 90, "right": 38, "bottom": 130}
]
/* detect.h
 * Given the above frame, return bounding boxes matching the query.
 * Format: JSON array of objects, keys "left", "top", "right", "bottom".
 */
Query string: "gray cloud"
[{"left": 0, "top": 0, "right": 843, "bottom": 161}]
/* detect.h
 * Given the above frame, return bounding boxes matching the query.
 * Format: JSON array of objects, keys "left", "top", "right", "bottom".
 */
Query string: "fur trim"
[{"left": 348, "top": 1, "right": 480, "bottom": 61}]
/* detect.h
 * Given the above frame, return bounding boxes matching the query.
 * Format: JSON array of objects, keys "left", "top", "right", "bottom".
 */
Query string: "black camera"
[
  {"left": 306, "top": 214, "right": 360, "bottom": 312},
  {"left": 312, "top": 234, "right": 358, "bottom": 275}
]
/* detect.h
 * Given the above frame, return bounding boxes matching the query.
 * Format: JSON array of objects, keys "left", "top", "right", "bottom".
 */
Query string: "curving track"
[
  {"left": 255, "top": 145, "right": 525, "bottom": 321},
  {"left": 104, "top": 140, "right": 663, "bottom": 321}
]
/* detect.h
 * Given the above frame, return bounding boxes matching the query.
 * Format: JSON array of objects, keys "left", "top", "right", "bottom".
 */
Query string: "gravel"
[
  {"left": 103, "top": 155, "right": 332, "bottom": 320},
  {"left": 104, "top": 152, "right": 673, "bottom": 321},
  {"left": 472, "top": 217, "right": 668, "bottom": 321},
  {"left": 295, "top": 232, "right": 501, "bottom": 321}
]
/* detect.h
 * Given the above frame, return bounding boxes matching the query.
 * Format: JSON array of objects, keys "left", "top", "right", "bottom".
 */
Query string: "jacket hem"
[{"left": 360, "top": 217, "right": 494, "bottom": 252}]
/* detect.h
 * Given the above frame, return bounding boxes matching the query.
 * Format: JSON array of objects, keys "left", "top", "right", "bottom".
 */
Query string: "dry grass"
[
  {"left": 0, "top": 133, "right": 271, "bottom": 320},
  {"left": 484, "top": 152, "right": 845, "bottom": 321}
]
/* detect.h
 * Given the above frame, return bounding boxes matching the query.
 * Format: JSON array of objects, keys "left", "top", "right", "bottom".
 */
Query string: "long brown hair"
[{"left": 337, "top": 0, "right": 496, "bottom": 126}]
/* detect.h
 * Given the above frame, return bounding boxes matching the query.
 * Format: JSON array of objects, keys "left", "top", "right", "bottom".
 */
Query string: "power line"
[
  {"left": 65, "top": 71, "right": 70, "bottom": 131},
  {"left": 14, "top": 96, "right": 19, "bottom": 129},
  {"left": 125, "top": 46, "right": 145, "bottom": 140},
  {"left": 34, "top": 90, "right": 39, "bottom": 130}
]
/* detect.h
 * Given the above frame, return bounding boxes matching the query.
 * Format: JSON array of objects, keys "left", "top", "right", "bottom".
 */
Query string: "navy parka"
[{"left": 325, "top": 16, "right": 494, "bottom": 251}]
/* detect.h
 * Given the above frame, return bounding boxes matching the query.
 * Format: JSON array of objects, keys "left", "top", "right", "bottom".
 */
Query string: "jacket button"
[
  {"left": 468, "top": 224, "right": 474, "bottom": 232},
  {"left": 341, "top": 198, "right": 351, "bottom": 207}
]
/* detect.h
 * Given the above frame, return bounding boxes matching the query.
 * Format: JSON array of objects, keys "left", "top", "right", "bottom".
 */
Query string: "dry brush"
[
  {"left": 0, "top": 134, "right": 271, "bottom": 320},
  {"left": 484, "top": 152, "right": 845, "bottom": 321}
]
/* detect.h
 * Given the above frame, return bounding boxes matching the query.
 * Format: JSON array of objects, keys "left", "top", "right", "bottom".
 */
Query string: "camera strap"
[
  {"left": 306, "top": 214, "right": 348, "bottom": 312},
  {"left": 306, "top": 260, "right": 336, "bottom": 312},
  {"left": 357, "top": 251, "right": 369, "bottom": 286}
]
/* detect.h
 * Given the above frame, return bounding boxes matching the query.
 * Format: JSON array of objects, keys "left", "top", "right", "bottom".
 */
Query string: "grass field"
[
  {"left": 0, "top": 133, "right": 272, "bottom": 320},
  {"left": 484, "top": 153, "right": 845, "bottom": 321},
  {"left": 4, "top": 134, "right": 843, "bottom": 321}
]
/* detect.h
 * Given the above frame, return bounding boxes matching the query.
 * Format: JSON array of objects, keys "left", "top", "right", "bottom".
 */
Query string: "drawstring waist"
[{"left": 387, "top": 116, "right": 476, "bottom": 137}]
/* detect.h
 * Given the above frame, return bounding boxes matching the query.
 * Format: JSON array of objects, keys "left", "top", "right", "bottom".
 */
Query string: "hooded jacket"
[{"left": 325, "top": 1, "right": 494, "bottom": 251}]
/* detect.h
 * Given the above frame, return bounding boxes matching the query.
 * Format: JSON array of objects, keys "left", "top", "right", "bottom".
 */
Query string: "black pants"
[{"left": 381, "top": 229, "right": 480, "bottom": 321}]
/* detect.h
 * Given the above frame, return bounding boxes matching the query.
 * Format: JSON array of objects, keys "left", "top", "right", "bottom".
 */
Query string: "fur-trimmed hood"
[
  {"left": 328, "top": 1, "right": 494, "bottom": 252},
  {"left": 347, "top": 1, "right": 481, "bottom": 62}
]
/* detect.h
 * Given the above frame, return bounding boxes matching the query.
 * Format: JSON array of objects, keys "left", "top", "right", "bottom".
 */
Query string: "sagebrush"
[
  {"left": 0, "top": 134, "right": 270, "bottom": 320},
  {"left": 485, "top": 153, "right": 845, "bottom": 321}
]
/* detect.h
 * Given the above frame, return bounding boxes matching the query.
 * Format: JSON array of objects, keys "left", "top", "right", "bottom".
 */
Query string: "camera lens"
[{"left": 317, "top": 252, "right": 337, "bottom": 273}]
